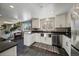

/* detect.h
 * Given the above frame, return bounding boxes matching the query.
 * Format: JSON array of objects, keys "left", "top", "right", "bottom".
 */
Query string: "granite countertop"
[
  {"left": 0, "top": 40, "right": 17, "bottom": 53},
  {"left": 32, "top": 31, "right": 71, "bottom": 38},
  {"left": 31, "top": 27, "right": 71, "bottom": 38},
  {"left": 0, "top": 38, "right": 6, "bottom": 42}
]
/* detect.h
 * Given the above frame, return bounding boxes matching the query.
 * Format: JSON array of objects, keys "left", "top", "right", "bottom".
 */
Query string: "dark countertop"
[
  {"left": 31, "top": 27, "right": 71, "bottom": 38},
  {"left": 0, "top": 40, "right": 17, "bottom": 53},
  {"left": 32, "top": 30, "right": 69, "bottom": 33},
  {"left": 0, "top": 38, "right": 6, "bottom": 42},
  {"left": 32, "top": 31, "right": 71, "bottom": 38}
]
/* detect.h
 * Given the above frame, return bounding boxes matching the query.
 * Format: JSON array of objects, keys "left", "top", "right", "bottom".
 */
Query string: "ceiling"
[{"left": 0, "top": 3, "right": 73, "bottom": 22}]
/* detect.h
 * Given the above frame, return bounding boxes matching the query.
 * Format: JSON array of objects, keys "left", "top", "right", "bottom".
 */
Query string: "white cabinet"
[
  {"left": 55, "top": 13, "right": 71, "bottom": 28},
  {"left": 40, "top": 34, "right": 46, "bottom": 44},
  {"left": 32, "top": 18, "right": 40, "bottom": 28},
  {"left": 42, "top": 33, "right": 52, "bottom": 45},
  {"left": 65, "top": 12, "right": 71, "bottom": 27},
  {"left": 36, "top": 33, "right": 52, "bottom": 45},
  {"left": 55, "top": 14, "right": 66, "bottom": 27},
  {"left": 34, "top": 33, "right": 41, "bottom": 42},
  {"left": 40, "top": 18, "right": 55, "bottom": 31},
  {"left": 24, "top": 32, "right": 34, "bottom": 46},
  {"left": 45, "top": 35, "right": 52, "bottom": 45},
  {"left": 40, "top": 19, "right": 47, "bottom": 31},
  {"left": 62, "top": 35, "right": 71, "bottom": 56},
  {"left": 24, "top": 32, "right": 52, "bottom": 46}
]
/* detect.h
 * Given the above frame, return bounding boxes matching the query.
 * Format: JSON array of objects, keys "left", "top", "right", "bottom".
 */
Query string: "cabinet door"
[
  {"left": 62, "top": 35, "right": 71, "bottom": 56},
  {"left": 40, "top": 19, "right": 47, "bottom": 31},
  {"left": 65, "top": 13, "right": 71, "bottom": 27},
  {"left": 40, "top": 33, "right": 52, "bottom": 45},
  {"left": 35, "top": 33, "right": 41, "bottom": 42},
  {"left": 55, "top": 14, "right": 66, "bottom": 27},
  {"left": 46, "top": 37, "right": 52, "bottom": 45},
  {"left": 46, "top": 20, "right": 55, "bottom": 31},
  {"left": 24, "top": 33, "right": 34, "bottom": 46},
  {"left": 32, "top": 18, "right": 40, "bottom": 28},
  {"left": 40, "top": 18, "right": 55, "bottom": 31}
]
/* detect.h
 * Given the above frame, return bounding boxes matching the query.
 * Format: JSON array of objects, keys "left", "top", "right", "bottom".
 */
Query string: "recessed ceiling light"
[{"left": 9, "top": 5, "right": 14, "bottom": 8}]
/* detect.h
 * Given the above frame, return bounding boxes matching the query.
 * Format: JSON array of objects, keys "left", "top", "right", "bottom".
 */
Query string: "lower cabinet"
[
  {"left": 35, "top": 33, "right": 52, "bottom": 45},
  {"left": 45, "top": 36, "right": 52, "bottom": 45},
  {"left": 24, "top": 32, "right": 34, "bottom": 46},
  {"left": 35, "top": 33, "right": 41, "bottom": 42},
  {"left": 62, "top": 35, "right": 71, "bottom": 56},
  {"left": 24, "top": 32, "right": 52, "bottom": 46}
]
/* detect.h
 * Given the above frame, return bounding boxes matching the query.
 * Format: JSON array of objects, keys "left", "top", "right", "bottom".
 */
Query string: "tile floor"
[{"left": 13, "top": 37, "right": 68, "bottom": 56}]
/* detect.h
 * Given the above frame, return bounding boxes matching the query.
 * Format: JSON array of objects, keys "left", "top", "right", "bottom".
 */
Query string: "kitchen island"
[{"left": 0, "top": 40, "right": 17, "bottom": 56}]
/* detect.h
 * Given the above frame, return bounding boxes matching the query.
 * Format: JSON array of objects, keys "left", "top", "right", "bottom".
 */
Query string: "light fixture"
[{"left": 9, "top": 5, "right": 14, "bottom": 8}]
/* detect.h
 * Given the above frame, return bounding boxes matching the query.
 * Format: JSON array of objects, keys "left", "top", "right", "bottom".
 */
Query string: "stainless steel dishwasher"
[{"left": 52, "top": 33, "right": 62, "bottom": 48}]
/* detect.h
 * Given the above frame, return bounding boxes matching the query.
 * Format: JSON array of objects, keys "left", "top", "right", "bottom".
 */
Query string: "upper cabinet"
[
  {"left": 65, "top": 12, "right": 71, "bottom": 27},
  {"left": 32, "top": 18, "right": 40, "bottom": 28},
  {"left": 55, "top": 12, "right": 71, "bottom": 28},
  {"left": 55, "top": 14, "right": 66, "bottom": 27},
  {"left": 32, "top": 12, "right": 71, "bottom": 31},
  {"left": 40, "top": 18, "right": 46, "bottom": 31},
  {"left": 40, "top": 17, "right": 55, "bottom": 31}
]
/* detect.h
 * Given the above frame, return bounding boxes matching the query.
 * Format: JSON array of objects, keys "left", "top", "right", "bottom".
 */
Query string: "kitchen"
[
  {"left": 24, "top": 12, "right": 71, "bottom": 55},
  {"left": 0, "top": 3, "right": 72, "bottom": 56}
]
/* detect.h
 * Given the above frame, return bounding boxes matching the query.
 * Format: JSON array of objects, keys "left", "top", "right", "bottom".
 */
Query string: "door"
[{"left": 52, "top": 34, "right": 62, "bottom": 48}]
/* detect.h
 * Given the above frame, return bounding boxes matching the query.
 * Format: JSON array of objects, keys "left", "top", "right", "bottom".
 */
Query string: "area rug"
[{"left": 32, "top": 42, "right": 60, "bottom": 54}]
